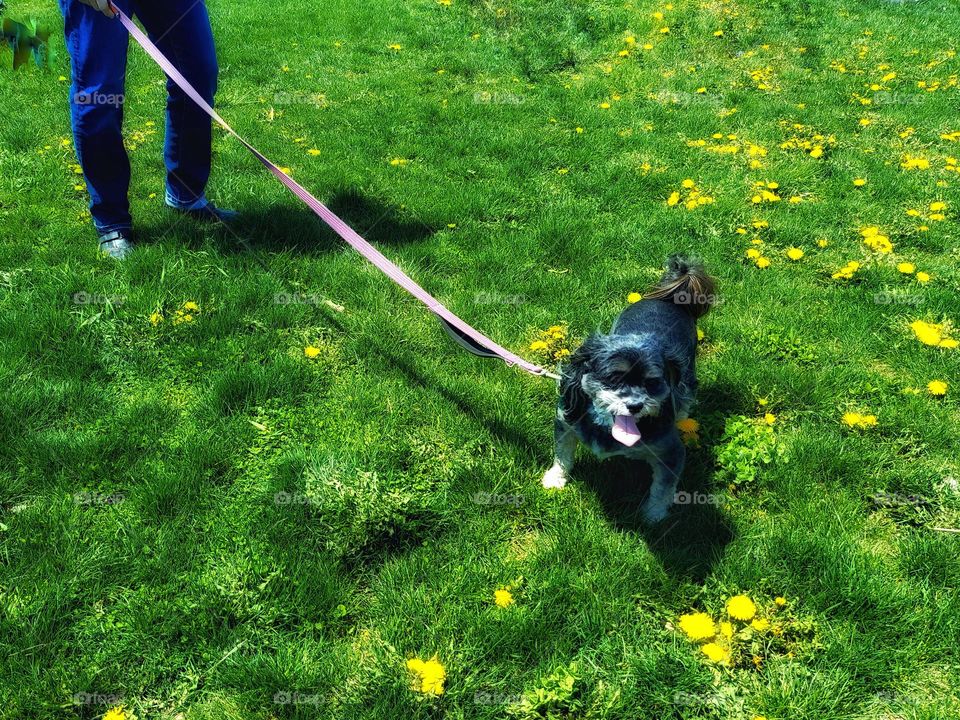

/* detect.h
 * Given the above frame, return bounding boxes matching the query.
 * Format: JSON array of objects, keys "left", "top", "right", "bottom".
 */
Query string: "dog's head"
[{"left": 560, "top": 334, "right": 679, "bottom": 439}]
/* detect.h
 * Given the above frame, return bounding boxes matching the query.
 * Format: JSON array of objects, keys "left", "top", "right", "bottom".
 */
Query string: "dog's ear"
[{"left": 560, "top": 333, "right": 604, "bottom": 423}]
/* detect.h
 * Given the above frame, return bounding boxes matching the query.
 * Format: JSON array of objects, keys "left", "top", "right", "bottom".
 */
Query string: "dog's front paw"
[
  {"left": 541, "top": 463, "right": 568, "bottom": 490},
  {"left": 640, "top": 499, "right": 671, "bottom": 524}
]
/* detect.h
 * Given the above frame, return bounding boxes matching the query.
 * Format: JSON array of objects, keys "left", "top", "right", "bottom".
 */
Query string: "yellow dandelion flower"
[
  {"left": 897, "top": 262, "right": 915, "bottom": 274},
  {"left": 763, "top": 413, "right": 776, "bottom": 425},
  {"left": 720, "top": 621, "right": 734, "bottom": 638},
  {"left": 494, "top": 589, "right": 514, "bottom": 607},
  {"left": 700, "top": 643, "right": 729, "bottom": 663},
  {"left": 786, "top": 247, "right": 804, "bottom": 261},
  {"left": 529, "top": 340, "right": 548, "bottom": 352},
  {"left": 407, "top": 656, "right": 446, "bottom": 695},
  {"left": 774, "top": 596, "right": 787, "bottom": 606},
  {"left": 149, "top": 312, "right": 164, "bottom": 326},
  {"left": 915, "top": 271, "right": 931, "bottom": 284},
  {"left": 910, "top": 320, "right": 942, "bottom": 346},
  {"left": 842, "top": 412, "right": 877, "bottom": 429},
  {"left": 751, "top": 618, "right": 770, "bottom": 632},
  {"left": 103, "top": 708, "right": 126, "bottom": 720},
  {"left": 726, "top": 594, "right": 757, "bottom": 621},
  {"left": 676, "top": 418, "right": 700, "bottom": 433},
  {"left": 627, "top": 292, "right": 642, "bottom": 303},
  {"left": 304, "top": 345, "right": 322, "bottom": 359},
  {"left": 927, "top": 380, "right": 948, "bottom": 396},
  {"left": 853, "top": 178, "right": 867, "bottom": 186},
  {"left": 755, "top": 256, "right": 771, "bottom": 269},
  {"left": 678, "top": 612, "right": 716, "bottom": 641}
]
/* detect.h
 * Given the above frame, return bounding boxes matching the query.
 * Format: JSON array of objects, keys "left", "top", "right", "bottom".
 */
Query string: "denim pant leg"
[
  {"left": 59, "top": 0, "right": 135, "bottom": 233},
  {"left": 131, "top": 1, "right": 219, "bottom": 209}
]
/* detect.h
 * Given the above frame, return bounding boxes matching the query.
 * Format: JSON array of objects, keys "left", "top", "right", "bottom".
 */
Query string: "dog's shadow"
[{"left": 576, "top": 380, "right": 747, "bottom": 582}]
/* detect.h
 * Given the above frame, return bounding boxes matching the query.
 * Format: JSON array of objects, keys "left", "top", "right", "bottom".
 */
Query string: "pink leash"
[{"left": 111, "top": 6, "right": 556, "bottom": 380}]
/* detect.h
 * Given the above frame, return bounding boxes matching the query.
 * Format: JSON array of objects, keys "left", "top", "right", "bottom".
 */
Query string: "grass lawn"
[{"left": 2, "top": 0, "right": 960, "bottom": 717}]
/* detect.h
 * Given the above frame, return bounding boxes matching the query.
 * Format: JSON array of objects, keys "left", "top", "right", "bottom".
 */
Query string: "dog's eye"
[
  {"left": 618, "top": 369, "right": 645, "bottom": 386},
  {"left": 644, "top": 377, "right": 666, "bottom": 394}
]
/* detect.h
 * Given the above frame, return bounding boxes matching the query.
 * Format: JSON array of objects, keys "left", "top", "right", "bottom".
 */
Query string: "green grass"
[{"left": 2, "top": 0, "right": 960, "bottom": 717}]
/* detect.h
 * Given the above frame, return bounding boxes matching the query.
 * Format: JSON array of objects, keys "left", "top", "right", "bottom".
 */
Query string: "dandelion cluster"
[
  {"left": 910, "top": 320, "right": 957, "bottom": 349},
  {"left": 529, "top": 325, "right": 572, "bottom": 362},
  {"left": 667, "top": 178, "right": 715, "bottom": 210},
  {"left": 778, "top": 122, "right": 837, "bottom": 159},
  {"left": 750, "top": 181, "right": 781, "bottom": 204},
  {"left": 677, "top": 594, "right": 804, "bottom": 669},
  {"left": 831, "top": 260, "right": 860, "bottom": 281},
  {"left": 860, "top": 226, "right": 893, "bottom": 254},
  {"left": 841, "top": 412, "right": 878, "bottom": 430},
  {"left": 150, "top": 301, "right": 200, "bottom": 327},
  {"left": 688, "top": 134, "right": 767, "bottom": 168}
]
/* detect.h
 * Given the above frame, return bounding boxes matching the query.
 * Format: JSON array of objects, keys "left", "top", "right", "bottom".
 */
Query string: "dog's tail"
[{"left": 643, "top": 254, "right": 716, "bottom": 318}]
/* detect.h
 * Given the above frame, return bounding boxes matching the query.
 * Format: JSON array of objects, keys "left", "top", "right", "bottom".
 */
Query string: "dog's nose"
[{"left": 627, "top": 403, "right": 644, "bottom": 414}]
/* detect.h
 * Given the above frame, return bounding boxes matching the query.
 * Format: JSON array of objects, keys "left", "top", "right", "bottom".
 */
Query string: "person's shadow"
[{"left": 135, "top": 187, "right": 435, "bottom": 254}]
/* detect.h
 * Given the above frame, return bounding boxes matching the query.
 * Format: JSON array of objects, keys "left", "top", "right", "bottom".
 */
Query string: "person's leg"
[
  {"left": 59, "top": 0, "right": 134, "bottom": 234},
  {"left": 131, "top": 0, "right": 218, "bottom": 209}
]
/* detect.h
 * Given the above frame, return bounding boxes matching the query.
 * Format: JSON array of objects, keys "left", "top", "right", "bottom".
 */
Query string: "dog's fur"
[{"left": 542, "top": 255, "right": 716, "bottom": 523}]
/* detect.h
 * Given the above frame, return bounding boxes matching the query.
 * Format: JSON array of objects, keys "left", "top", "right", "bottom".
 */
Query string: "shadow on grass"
[
  {"left": 133, "top": 187, "right": 436, "bottom": 254},
  {"left": 576, "top": 378, "right": 751, "bottom": 583}
]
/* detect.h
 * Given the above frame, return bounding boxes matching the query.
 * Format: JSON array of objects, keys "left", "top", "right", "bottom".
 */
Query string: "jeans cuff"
[
  {"left": 94, "top": 222, "right": 133, "bottom": 236},
  {"left": 165, "top": 188, "right": 208, "bottom": 211}
]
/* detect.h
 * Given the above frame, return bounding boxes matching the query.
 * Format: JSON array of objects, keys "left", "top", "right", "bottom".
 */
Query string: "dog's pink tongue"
[{"left": 612, "top": 414, "right": 642, "bottom": 446}]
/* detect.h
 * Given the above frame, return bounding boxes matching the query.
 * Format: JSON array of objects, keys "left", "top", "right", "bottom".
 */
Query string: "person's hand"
[{"left": 77, "top": 0, "right": 116, "bottom": 18}]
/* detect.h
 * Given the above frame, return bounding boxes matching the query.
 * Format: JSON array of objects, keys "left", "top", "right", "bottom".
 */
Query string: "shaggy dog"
[{"left": 542, "top": 255, "right": 716, "bottom": 523}]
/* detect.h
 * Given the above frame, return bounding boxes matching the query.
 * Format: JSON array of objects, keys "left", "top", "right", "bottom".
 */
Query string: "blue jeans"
[{"left": 59, "top": 0, "right": 218, "bottom": 233}]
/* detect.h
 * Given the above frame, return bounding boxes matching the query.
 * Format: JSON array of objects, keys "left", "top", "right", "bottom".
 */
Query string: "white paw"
[
  {"left": 641, "top": 499, "right": 671, "bottom": 524},
  {"left": 541, "top": 464, "right": 568, "bottom": 490}
]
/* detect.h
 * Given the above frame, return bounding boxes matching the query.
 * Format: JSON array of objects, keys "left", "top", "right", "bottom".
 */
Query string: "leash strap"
[{"left": 112, "top": 6, "right": 554, "bottom": 379}]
